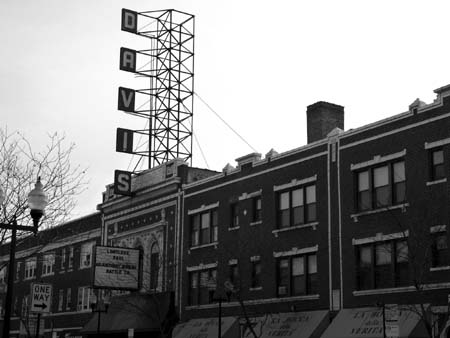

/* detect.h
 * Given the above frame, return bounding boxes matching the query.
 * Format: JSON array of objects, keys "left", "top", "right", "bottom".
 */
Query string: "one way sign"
[{"left": 31, "top": 283, "right": 52, "bottom": 313}]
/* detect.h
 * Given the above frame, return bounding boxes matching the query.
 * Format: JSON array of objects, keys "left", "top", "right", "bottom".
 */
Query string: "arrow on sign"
[{"left": 34, "top": 303, "right": 47, "bottom": 310}]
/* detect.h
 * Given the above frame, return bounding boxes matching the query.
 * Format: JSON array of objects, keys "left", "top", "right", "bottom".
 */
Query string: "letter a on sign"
[
  {"left": 121, "top": 9, "right": 138, "bottom": 34},
  {"left": 116, "top": 128, "right": 134, "bottom": 153},
  {"left": 120, "top": 47, "right": 136, "bottom": 73},
  {"left": 118, "top": 87, "right": 135, "bottom": 112},
  {"left": 114, "top": 170, "right": 132, "bottom": 196}
]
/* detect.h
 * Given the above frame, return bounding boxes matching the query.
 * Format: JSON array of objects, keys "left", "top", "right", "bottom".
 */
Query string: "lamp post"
[
  {"left": 90, "top": 293, "right": 110, "bottom": 338},
  {"left": 0, "top": 177, "right": 48, "bottom": 338}
]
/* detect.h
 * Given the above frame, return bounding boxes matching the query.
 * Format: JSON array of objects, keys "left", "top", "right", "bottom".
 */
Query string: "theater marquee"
[{"left": 93, "top": 246, "right": 141, "bottom": 290}]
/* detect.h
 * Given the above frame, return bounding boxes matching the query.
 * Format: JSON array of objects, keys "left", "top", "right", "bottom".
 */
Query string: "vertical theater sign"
[{"left": 114, "top": 8, "right": 195, "bottom": 196}]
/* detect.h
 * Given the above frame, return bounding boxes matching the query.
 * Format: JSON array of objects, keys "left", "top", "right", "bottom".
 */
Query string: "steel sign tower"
[{"left": 118, "top": 9, "right": 195, "bottom": 169}]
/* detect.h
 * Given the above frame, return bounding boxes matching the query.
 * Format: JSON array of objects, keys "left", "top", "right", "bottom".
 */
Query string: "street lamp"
[
  {"left": 0, "top": 177, "right": 48, "bottom": 338},
  {"left": 90, "top": 293, "right": 110, "bottom": 338}
]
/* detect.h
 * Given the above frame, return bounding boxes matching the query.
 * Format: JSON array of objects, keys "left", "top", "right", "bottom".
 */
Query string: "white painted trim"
[
  {"left": 189, "top": 242, "right": 218, "bottom": 251},
  {"left": 426, "top": 178, "right": 447, "bottom": 186},
  {"left": 187, "top": 202, "right": 220, "bottom": 215},
  {"left": 350, "top": 149, "right": 406, "bottom": 171},
  {"left": 186, "top": 262, "right": 218, "bottom": 272},
  {"left": 238, "top": 189, "right": 262, "bottom": 201},
  {"left": 250, "top": 255, "right": 261, "bottom": 262},
  {"left": 228, "top": 259, "right": 238, "bottom": 265},
  {"left": 425, "top": 137, "right": 450, "bottom": 149},
  {"left": 430, "top": 266, "right": 450, "bottom": 272},
  {"left": 353, "top": 286, "right": 416, "bottom": 296},
  {"left": 250, "top": 220, "right": 262, "bottom": 226},
  {"left": 273, "top": 245, "right": 318, "bottom": 258},
  {"left": 341, "top": 112, "right": 450, "bottom": 150},
  {"left": 430, "top": 225, "right": 447, "bottom": 233},
  {"left": 273, "top": 175, "right": 317, "bottom": 192},
  {"left": 184, "top": 151, "right": 328, "bottom": 198},
  {"left": 352, "top": 230, "right": 409, "bottom": 245},
  {"left": 228, "top": 226, "right": 240, "bottom": 231},
  {"left": 272, "top": 222, "right": 318, "bottom": 237}
]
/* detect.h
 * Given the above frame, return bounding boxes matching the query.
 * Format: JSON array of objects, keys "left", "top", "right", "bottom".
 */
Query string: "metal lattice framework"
[{"left": 136, "top": 9, "right": 195, "bottom": 168}]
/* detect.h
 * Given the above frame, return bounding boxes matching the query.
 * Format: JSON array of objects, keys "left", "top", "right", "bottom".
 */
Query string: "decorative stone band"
[{"left": 238, "top": 189, "right": 262, "bottom": 201}]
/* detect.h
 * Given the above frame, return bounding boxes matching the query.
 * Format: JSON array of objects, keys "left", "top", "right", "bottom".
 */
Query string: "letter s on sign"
[{"left": 114, "top": 170, "right": 132, "bottom": 196}]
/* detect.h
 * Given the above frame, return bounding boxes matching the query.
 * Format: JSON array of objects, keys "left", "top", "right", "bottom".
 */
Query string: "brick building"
[
  {"left": 174, "top": 84, "right": 450, "bottom": 338},
  {"left": 0, "top": 212, "right": 101, "bottom": 338}
]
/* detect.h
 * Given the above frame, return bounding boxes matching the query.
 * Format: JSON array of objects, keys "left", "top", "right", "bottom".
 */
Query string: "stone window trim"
[
  {"left": 350, "top": 149, "right": 406, "bottom": 171},
  {"left": 273, "top": 175, "right": 317, "bottom": 192},
  {"left": 272, "top": 222, "right": 318, "bottom": 237},
  {"left": 238, "top": 189, "right": 262, "bottom": 201},
  {"left": 424, "top": 137, "right": 450, "bottom": 150},
  {"left": 351, "top": 203, "right": 409, "bottom": 222},
  {"left": 426, "top": 178, "right": 447, "bottom": 186},
  {"left": 188, "top": 242, "right": 218, "bottom": 253},
  {"left": 187, "top": 202, "right": 220, "bottom": 215},
  {"left": 352, "top": 231, "right": 409, "bottom": 246},
  {"left": 273, "top": 245, "right": 318, "bottom": 258},
  {"left": 186, "top": 262, "right": 218, "bottom": 272},
  {"left": 430, "top": 225, "right": 447, "bottom": 233}
]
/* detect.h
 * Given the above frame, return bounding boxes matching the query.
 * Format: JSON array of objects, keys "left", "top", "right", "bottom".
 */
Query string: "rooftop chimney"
[{"left": 306, "top": 101, "right": 344, "bottom": 143}]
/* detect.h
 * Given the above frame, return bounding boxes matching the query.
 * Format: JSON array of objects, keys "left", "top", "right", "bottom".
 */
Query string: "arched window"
[{"left": 150, "top": 242, "right": 159, "bottom": 290}]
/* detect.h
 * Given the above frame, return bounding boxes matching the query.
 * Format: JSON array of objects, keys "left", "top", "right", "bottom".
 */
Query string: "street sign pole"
[{"left": 35, "top": 313, "right": 41, "bottom": 338}]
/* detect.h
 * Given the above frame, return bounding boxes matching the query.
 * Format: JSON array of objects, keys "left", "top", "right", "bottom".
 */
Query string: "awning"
[
  {"left": 80, "top": 292, "right": 176, "bottom": 334},
  {"left": 243, "top": 310, "right": 329, "bottom": 338},
  {"left": 172, "top": 317, "right": 239, "bottom": 338},
  {"left": 320, "top": 307, "right": 427, "bottom": 338}
]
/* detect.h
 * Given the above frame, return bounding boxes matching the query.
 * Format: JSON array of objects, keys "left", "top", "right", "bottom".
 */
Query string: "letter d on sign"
[
  {"left": 122, "top": 9, "right": 138, "bottom": 33},
  {"left": 114, "top": 170, "right": 132, "bottom": 196}
]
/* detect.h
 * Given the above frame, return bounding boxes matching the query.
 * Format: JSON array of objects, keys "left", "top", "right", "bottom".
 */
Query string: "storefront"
[
  {"left": 80, "top": 292, "right": 176, "bottom": 338},
  {"left": 320, "top": 307, "right": 427, "bottom": 338},
  {"left": 172, "top": 317, "right": 239, "bottom": 338}
]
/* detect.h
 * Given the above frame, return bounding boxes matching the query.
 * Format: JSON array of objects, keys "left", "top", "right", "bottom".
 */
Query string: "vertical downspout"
[
  {"left": 178, "top": 188, "right": 185, "bottom": 320},
  {"left": 337, "top": 138, "right": 344, "bottom": 308},
  {"left": 327, "top": 143, "right": 333, "bottom": 310},
  {"left": 174, "top": 188, "right": 182, "bottom": 307}
]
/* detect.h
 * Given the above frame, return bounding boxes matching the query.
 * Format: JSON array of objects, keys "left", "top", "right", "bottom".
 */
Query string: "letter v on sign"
[{"left": 118, "top": 87, "right": 135, "bottom": 112}]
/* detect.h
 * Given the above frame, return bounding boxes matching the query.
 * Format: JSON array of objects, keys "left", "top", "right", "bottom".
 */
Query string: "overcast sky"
[{"left": 1, "top": 0, "right": 449, "bottom": 218}]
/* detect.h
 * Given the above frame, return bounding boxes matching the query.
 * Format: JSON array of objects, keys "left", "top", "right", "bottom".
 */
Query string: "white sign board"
[
  {"left": 93, "top": 246, "right": 140, "bottom": 290},
  {"left": 31, "top": 283, "right": 52, "bottom": 313},
  {"left": 385, "top": 304, "right": 399, "bottom": 338}
]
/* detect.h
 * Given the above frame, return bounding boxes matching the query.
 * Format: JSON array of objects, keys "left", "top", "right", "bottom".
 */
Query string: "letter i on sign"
[{"left": 116, "top": 128, "right": 134, "bottom": 153}]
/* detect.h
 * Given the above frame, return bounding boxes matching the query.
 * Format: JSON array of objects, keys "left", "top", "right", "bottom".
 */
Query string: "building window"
[
  {"left": 188, "top": 268, "right": 217, "bottom": 306},
  {"left": 68, "top": 246, "right": 74, "bottom": 269},
  {"left": 0, "top": 267, "right": 5, "bottom": 285},
  {"left": 252, "top": 197, "right": 262, "bottom": 222},
  {"left": 190, "top": 209, "right": 218, "bottom": 246},
  {"left": 42, "top": 253, "right": 55, "bottom": 276},
  {"left": 432, "top": 232, "right": 449, "bottom": 267},
  {"left": 24, "top": 258, "right": 37, "bottom": 280},
  {"left": 66, "top": 288, "right": 72, "bottom": 310},
  {"left": 430, "top": 148, "right": 445, "bottom": 181},
  {"left": 229, "top": 263, "right": 239, "bottom": 289},
  {"left": 15, "top": 261, "right": 21, "bottom": 281},
  {"left": 356, "top": 240, "right": 409, "bottom": 290},
  {"left": 61, "top": 248, "right": 66, "bottom": 270},
  {"left": 277, "top": 185, "right": 316, "bottom": 228},
  {"left": 150, "top": 243, "right": 159, "bottom": 290},
  {"left": 356, "top": 161, "right": 406, "bottom": 211},
  {"left": 231, "top": 203, "right": 239, "bottom": 227},
  {"left": 277, "top": 253, "right": 318, "bottom": 297},
  {"left": 80, "top": 242, "right": 94, "bottom": 269},
  {"left": 21, "top": 295, "right": 29, "bottom": 318},
  {"left": 58, "top": 289, "right": 64, "bottom": 311},
  {"left": 77, "top": 286, "right": 94, "bottom": 311},
  {"left": 251, "top": 260, "right": 262, "bottom": 288}
]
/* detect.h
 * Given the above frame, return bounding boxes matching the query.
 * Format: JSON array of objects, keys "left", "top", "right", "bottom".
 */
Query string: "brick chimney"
[{"left": 306, "top": 101, "right": 344, "bottom": 143}]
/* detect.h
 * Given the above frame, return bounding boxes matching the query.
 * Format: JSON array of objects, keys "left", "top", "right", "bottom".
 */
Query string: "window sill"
[
  {"left": 41, "top": 272, "right": 55, "bottom": 277},
  {"left": 426, "top": 178, "right": 447, "bottom": 186},
  {"left": 276, "top": 294, "right": 320, "bottom": 301},
  {"left": 272, "top": 222, "right": 318, "bottom": 237},
  {"left": 249, "top": 286, "right": 263, "bottom": 291},
  {"left": 228, "top": 226, "right": 240, "bottom": 231},
  {"left": 430, "top": 265, "right": 450, "bottom": 272},
  {"left": 24, "top": 277, "right": 36, "bottom": 281},
  {"left": 351, "top": 203, "right": 409, "bottom": 222},
  {"left": 353, "top": 285, "right": 415, "bottom": 296},
  {"left": 250, "top": 220, "right": 262, "bottom": 226},
  {"left": 189, "top": 242, "right": 218, "bottom": 253},
  {"left": 79, "top": 265, "right": 92, "bottom": 270}
]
